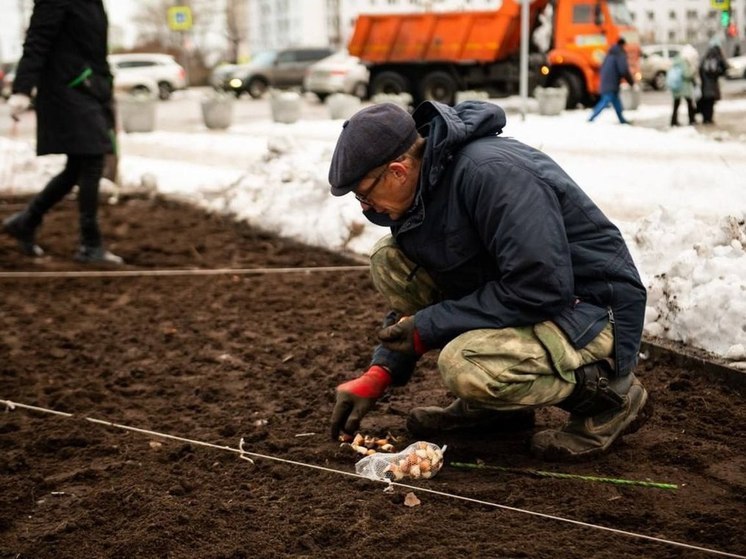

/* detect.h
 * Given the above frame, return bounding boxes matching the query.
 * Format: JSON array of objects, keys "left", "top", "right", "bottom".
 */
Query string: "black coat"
[
  {"left": 699, "top": 46, "right": 727, "bottom": 101},
  {"left": 13, "top": 0, "right": 114, "bottom": 156},
  {"left": 369, "top": 101, "right": 646, "bottom": 384}
]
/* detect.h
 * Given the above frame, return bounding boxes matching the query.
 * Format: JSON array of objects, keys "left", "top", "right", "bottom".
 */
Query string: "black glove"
[
  {"left": 377, "top": 315, "right": 426, "bottom": 356},
  {"left": 330, "top": 365, "right": 391, "bottom": 439}
]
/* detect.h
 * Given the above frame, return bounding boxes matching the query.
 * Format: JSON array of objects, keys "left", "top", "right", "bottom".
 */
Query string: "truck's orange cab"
[{"left": 547, "top": 0, "right": 640, "bottom": 104}]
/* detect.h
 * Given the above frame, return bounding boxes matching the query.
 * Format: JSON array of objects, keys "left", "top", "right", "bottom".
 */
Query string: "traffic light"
[{"left": 720, "top": 8, "right": 730, "bottom": 27}]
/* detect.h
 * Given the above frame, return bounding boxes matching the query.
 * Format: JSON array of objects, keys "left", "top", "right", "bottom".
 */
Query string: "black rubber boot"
[
  {"left": 531, "top": 362, "right": 651, "bottom": 461},
  {"left": 407, "top": 398, "right": 535, "bottom": 438},
  {"left": 75, "top": 245, "right": 124, "bottom": 265},
  {"left": 2, "top": 211, "right": 44, "bottom": 257}
]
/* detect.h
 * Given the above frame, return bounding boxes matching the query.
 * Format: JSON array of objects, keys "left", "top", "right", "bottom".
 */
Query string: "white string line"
[
  {"left": 2, "top": 399, "right": 743, "bottom": 559},
  {"left": 0, "top": 265, "right": 370, "bottom": 279}
]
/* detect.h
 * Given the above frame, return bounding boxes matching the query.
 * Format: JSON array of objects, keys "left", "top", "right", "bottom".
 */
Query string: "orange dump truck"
[{"left": 348, "top": 0, "right": 640, "bottom": 108}]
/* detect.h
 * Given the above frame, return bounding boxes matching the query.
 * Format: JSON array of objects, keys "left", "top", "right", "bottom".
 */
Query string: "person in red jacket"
[
  {"left": 328, "top": 101, "right": 650, "bottom": 461},
  {"left": 3, "top": 0, "right": 123, "bottom": 264}
]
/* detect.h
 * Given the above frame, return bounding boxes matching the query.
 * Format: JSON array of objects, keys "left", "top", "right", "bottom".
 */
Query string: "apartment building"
[
  {"left": 627, "top": 0, "right": 744, "bottom": 51},
  {"left": 247, "top": 0, "right": 503, "bottom": 53},
  {"left": 246, "top": 0, "right": 744, "bottom": 55}
]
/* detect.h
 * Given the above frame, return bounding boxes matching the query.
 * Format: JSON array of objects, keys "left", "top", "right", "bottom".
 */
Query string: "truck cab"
[{"left": 546, "top": 0, "right": 640, "bottom": 107}]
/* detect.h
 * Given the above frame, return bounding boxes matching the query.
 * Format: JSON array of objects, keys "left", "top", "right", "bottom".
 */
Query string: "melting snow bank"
[
  {"left": 1, "top": 105, "right": 745, "bottom": 368},
  {"left": 622, "top": 209, "right": 746, "bottom": 364}
]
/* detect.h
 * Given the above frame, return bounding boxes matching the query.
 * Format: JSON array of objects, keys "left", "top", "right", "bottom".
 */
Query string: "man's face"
[{"left": 353, "top": 157, "right": 419, "bottom": 221}]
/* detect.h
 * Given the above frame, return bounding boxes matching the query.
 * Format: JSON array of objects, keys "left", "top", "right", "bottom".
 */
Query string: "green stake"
[{"left": 450, "top": 462, "right": 678, "bottom": 490}]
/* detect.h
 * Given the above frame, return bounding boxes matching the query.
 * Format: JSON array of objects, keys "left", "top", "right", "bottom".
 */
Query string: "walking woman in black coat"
[{"left": 3, "top": 0, "right": 123, "bottom": 264}]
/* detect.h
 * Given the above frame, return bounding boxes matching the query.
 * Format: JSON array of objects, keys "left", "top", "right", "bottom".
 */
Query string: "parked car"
[
  {"left": 303, "top": 51, "right": 369, "bottom": 101},
  {"left": 209, "top": 63, "right": 238, "bottom": 90},
  {"left": 225, "top": 47, "right": 334, "bottom": 98},
  {"left": 726, "top": 54, "right": 746, "bottom": 79},
  {"left": 108, "top": 53, "right": 187, "bottom": 100},
  {"left": 640, "top": 44, "right": 683, "bottom": 90}
]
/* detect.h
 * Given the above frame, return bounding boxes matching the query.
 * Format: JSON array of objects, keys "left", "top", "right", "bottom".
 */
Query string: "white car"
[
  {"left": 640, "top": 44, "right": 682, "bottom": 90},
  {"left": 303, "top": 51, "right": 369, "bottom": 101},
  {"left": 108, "top": 53, "right": 187, "bottom": 100},
  {"left": 726, "top": 55, "right": 746, "bottom": 80}
]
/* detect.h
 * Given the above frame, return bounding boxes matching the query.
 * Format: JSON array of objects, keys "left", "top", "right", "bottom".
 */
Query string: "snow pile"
[{"left": 2, "top": 97, "right": 745, "bottom": 367}]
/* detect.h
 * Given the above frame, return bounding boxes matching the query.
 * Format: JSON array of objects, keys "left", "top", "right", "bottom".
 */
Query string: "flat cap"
[{"left": 328, "top": 103, "right": 418, "bottom": 196}]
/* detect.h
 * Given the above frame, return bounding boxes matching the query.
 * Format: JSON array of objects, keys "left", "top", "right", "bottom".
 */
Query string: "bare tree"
[{"left": 129, "top": 0, "right": 231, "bottom": 84}]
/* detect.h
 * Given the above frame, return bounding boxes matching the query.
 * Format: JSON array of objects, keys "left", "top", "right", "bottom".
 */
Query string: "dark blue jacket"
[
  {"left": 599, "top": 43, "right": 633, "bottom": 95},
  {"left": 369, "top": 101, "right": 646, "bottom": 384}
]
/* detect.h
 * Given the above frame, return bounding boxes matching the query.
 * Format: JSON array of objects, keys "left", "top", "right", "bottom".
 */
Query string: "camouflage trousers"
[{"left": 369, "top": 235, "right": 614, "bottom": 409}]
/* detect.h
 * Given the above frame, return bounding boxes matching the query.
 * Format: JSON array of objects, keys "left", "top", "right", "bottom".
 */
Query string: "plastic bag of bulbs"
[{"left": 355, "top": 441, "right": 447, "bottom": 482}]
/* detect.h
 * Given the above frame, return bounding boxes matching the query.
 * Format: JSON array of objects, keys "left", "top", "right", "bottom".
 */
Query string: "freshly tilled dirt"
[{"left": 1, "top": 195, "right": 744, "bottom": 559}]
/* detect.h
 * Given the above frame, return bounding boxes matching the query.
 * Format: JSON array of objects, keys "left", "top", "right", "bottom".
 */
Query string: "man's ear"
[{"left": 388, "top": 160, "right": 408, "bottom": 180}]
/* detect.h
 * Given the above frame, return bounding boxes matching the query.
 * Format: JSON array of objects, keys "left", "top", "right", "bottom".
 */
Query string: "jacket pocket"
[
  {"left": 553, "top": 300, "right": 609, "bottom": 349},
  {"left": 69, "top": 66, "right": 113, "bottom": 103}
]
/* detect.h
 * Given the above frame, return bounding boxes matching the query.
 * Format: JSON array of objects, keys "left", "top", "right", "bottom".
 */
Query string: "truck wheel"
[
  {"left": 420, "top": 71, "right": 458, "bottom": 105},
  {"left": 550, "top": 72, "right": 583, "bottom": 109},
  {"left": 370, "top": 71, "right": 409, "bottom": 97}
]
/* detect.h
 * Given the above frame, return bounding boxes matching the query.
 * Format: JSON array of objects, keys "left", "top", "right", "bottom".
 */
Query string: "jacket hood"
[{"left": 413, "top": 100, "right": 506, "bottom": 191}]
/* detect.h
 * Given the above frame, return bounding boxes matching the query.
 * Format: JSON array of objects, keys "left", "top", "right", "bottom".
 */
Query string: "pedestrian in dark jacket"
[
  {"left": 3, "top": 0, "right": 123, "bottom": 264},
  {"left": 328, "top": 101, "right": 650, "bottom": 461},
  {"left": 588, "top": 38, "right": 634, "bottom": 124},
  {"left": 698, "top": 39, "right": 727, "bottom": 125}
]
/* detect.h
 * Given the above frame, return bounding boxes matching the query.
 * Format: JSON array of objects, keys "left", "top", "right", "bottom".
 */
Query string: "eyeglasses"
[{"left": 354, "top": 167, "right": 388, "bottom": 205}]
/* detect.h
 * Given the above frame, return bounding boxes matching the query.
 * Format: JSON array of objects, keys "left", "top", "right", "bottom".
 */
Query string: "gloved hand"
[
  {"left": 378, "top": 315, "right": 426, "bottom": 356},
  {"left": 330, "top": 365, "right": 392, "bottom": 439},
  {"left": 8, "top": 94, "right": 31, "bottom": 120}
]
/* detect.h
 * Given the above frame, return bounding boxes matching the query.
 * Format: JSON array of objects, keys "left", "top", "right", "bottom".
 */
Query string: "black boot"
[
  {"left": 530, "top": 362, "right": 650, "bottom": 461},
  {"left": 75, "top": 244, "right": 124, "bottom": 265},
  {"left": 2, "top": 211, "right": 44, "bottom": 257},
  {"left": 76, "top": 213, "right": 123, "bottom": 265},
  {"left": 407, "top": 398, "right": 535, "bottom": 437}
]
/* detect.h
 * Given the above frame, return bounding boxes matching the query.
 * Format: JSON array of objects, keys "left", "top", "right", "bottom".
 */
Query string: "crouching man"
[{"left": 328, "top": 101, "right": 650, "bottom": 460}]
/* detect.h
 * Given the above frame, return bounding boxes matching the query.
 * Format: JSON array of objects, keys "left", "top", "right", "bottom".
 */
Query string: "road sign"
[{"left": 168, "top": 6, "right": 193, "bottom": 31}]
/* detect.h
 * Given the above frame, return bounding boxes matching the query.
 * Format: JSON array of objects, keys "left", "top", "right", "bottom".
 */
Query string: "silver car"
[
  {"left": 303, "top": 51, "right": 369, "bottom": 101},
  {"left": 726, "top": 55, "right": 746, "bottom": 79},
  {"left": 225, "top": 47, "right": 334, "bottom": 99}
]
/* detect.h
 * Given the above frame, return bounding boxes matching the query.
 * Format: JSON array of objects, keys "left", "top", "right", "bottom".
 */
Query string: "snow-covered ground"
[{"left": 1, "top": 96, "right": 745, "bottom": 368}]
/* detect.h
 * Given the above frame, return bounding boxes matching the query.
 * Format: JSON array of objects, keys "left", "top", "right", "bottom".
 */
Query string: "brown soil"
[{"left": 1, "top": 195, "right": 744, "bottom": 559}]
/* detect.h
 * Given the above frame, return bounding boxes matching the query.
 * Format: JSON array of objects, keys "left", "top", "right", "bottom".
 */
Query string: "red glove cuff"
[
  {"left": 338, "top": 365, "right": 392, "bottom": 399},
  {"left": 413, "top": 328, "right": 427, "bottom": 356}
]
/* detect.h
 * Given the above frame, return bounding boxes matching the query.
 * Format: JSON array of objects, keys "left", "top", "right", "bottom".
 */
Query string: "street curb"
[{"left": 641, "top": 338, "right": 745, "bottom": 390}]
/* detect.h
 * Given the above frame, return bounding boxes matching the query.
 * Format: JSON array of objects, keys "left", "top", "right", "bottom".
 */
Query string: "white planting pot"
[
  {"left": 201, "top": 97, "right": 234, "bottom": 130},
  {"left": 534, "top": 86, "right": 568, "bottom": 116},
  {"left": 118, "top": 95, "right": 157, "bottom": 133},
  {"left": 455, "top": 90, "right": 489, "bottom": 103},
  {"left": 270, "top": 91, "right": 302, "bottom": 124},
  {"left": 327, "top": 93, "right": 361, "bottom": 120}
]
